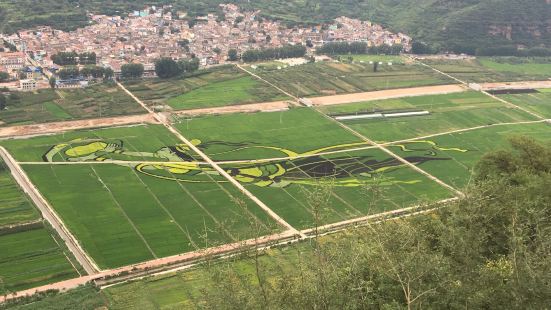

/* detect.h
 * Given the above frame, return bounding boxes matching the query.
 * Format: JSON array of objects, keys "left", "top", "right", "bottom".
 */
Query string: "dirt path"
[
  {"left": 175, "top": 101, "right": 291, "bottom": 117},
  {"left": 0, "top": 114, "right": 157, "bottom": 139},
  {"left": 0, "top": 146, "right": 100, "bottom": 274},
  {"left": 308, "top": 84, "right": 467, "bottom": 106},
  {"left": 116, "top": 82, "right": 304, "bottom": 238},
  {"left": 481, "top": 80, "right": 551, "bottom": 90}
]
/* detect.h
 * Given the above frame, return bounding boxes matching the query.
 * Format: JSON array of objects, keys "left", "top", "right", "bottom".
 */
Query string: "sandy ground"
[
  {"left": 0, "top": 114, "right": 157, "bottom": 138},
  {"left": 308, "top": 84, "right": 467, "bottom": 106},
  {"left": 480, "top": 80, "right": 551, "bottom": 90},
  {"left": 175, "top": 101, "right": 292, "bottom": 117}
]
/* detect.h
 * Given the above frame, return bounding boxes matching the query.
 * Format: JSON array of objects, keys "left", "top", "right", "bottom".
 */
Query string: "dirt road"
[
  {"left": 175, "top": 101, "right": 291, "bottom": 117},
  {"left": 308, "top": 84, "right": 467, "bottom": 106},
  {"left": 481, "top": 80, "right": 551, "bottom": 90},
  {"left": 0, "top": 146, "right": 99, "bottom": 274},
  {"left": 0, "top": 114, "right": 157, "bottom": 139}
]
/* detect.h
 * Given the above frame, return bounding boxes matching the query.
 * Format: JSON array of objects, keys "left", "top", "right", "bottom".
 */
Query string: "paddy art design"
[{"left": 42, "top": 138, "right": 468, "bottom": 188}]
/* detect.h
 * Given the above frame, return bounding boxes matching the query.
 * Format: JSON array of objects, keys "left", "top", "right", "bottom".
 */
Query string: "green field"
[
  {"left": 1, "top": 124, "right": 279, "bottom": 269},
  {"left": 0, "top": 159, "right": 38, "bottom": 227},
  {"left": 175, "top": 108, "right": 453, "bottom": 227},
  {"left": 176, "top": 108, "right": 367, "bottom": 161},
  {"left": 0, "top": 224, "right": 79, "bottom": 294},
  {"left": 389, "top": 122, "right": 551, "bottom": 188},
  {"left": 253, "top": 61, "right": 453, "bottom": 97},
  {"left": 0, "top": 83, "right": 145, "bottom": 126},
  {"left": 123, "top": 65, "right": 289, "bottom": 110},
  {"left": 320, "top": 91, "right": 538, "bottom": 142},
  {"left": 422, "top": 57, "right": 551, "bottom": 83},
  {"left": 339, "top": 54, "right": 405, "bottom": 63},
  {"left": 499, "top": 90, "right": 551, "bottom": 119}
]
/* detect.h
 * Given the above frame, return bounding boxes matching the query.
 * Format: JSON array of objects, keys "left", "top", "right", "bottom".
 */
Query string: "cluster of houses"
[{"left": 0, "top": 3, "right": 411, "bottom": 91}]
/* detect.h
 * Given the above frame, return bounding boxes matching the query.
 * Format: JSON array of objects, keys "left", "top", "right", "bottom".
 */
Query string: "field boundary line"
[
  {"left": 88, "top": 165, "right": 158, "bottom": 259},
  {"left": 0, "top": 146, "right": 100, "bottom": 274},
  {"left": 409, "top": 56, "right": 546, "bottom": 120},
  {"left": 116, "top": 81, "right": 305, "bottom": 238},
  {"left": 312, "top": 109, "right": 464, "bottom": 197},
  {"left": 383, "top": 119, "right": 550, "bottom": 146},
  {"left": 236, "top": 64, "right": 300, "bottom": 104}
]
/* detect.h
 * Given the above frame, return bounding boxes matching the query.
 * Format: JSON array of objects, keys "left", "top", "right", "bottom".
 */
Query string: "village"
[{"left": 0, "top": 3, "right": 411, "bottom": 92}]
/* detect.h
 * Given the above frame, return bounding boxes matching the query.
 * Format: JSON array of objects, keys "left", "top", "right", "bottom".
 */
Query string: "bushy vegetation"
[
  {"left": 242, "top": 45, "right": 306, "bottom": 63},
  {"left": 316, "top": 42, "right": 402, "bottom": 55}
]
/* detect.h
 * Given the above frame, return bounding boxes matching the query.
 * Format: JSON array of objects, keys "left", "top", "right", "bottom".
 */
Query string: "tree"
[
  {"left": 103, "top": 68, "right": 114, "bottom": 81},
  {"left": 155, "top": 58, "right": 180, "bottom": 79},
  {"left": 0, "top": 72, "right": 9, "bottom": 82},
  {"left": 373, "top": 61, "right": 379, "bottom": 72},
  {"left": 213, "top": 47, "right": 222, "bottom": 55},
  {"left": 121, "top": 63, "right": 144, "bottom": 79},
  {"left": 49, "top": 77, "right": 56, "bottom": 89},
  {"left": 228, "top": 49, "right": 239, "bottom": 61},
  {"left": 0, "top": 94, "right": 6, "bottom": 110}
]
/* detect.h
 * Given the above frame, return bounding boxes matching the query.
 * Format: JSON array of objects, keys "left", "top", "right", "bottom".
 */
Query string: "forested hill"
[{"left": 1, "top": 0, "right": 550, "bottom": 54}]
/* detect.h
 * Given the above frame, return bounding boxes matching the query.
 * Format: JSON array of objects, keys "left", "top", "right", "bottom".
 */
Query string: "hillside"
[{"left": 1, "top": 0, "right": 550, "bottom": 53}]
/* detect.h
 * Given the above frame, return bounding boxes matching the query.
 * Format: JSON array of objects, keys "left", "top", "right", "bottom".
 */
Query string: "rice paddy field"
[
  {"left": 0, "top": 159, "right": 38, "bottom": 227},
  {"left": 122, "top": 65, "right": 289, "bottom": 111},
  {"left": 176, "top": 108, "right": 454, "bottom": 228},
  {"left": 1, "top": 124, "right": 280, "bottom": 269},
  {"left": 421, "top": 57, "right": 551, "bottom": 83},
  {"left": 0, "top": 224, "right": 80, "bottom": 295},
  {"left": 498, "top": 89, "right": 551, "bottom": 119},
  {"left": 319, "top": 91, "right": 538, "bottom": 142},
  {"left": 389, "top": 122, "right": 551, "bottom": 188},
  {"left": 252, "top": 61, "right": 453, "bottom": 97},
  {"left": 0, "top": 83, "right": 144, "bottom": 126}
]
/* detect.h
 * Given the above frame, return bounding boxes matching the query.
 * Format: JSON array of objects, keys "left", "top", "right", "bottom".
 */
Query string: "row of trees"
[
  {"left": 154, "top": 57, "right": 200, "bottom": 79},
  {"left": 241, "top": 45, "right": 306, "bottom": 62},
  {"left": 51, "top": 52, "right": 97, "bottom": 66},
  {"left": 198, "top": 135, "right": 551, "bottom": 309},
  {"left": 57, "top": 66, "right": 113, "bottom": 80},
  {"left": 316, "top": 42, "right": 403, "bottom": 55}
]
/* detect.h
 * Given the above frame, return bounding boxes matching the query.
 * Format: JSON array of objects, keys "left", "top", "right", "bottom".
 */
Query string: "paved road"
[{"left": 0, "top": 147, "right": 99, "bottom": 274}]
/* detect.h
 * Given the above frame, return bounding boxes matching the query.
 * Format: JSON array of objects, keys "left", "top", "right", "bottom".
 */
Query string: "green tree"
[
  {"left": 49, "top": 77, "right": 56, "bottom": 89},
  {"left": 0, "top": 71, "right": 9, "bottom": 82},
  {"left": 228, "top": 49, "right": 239, "bottom": 61},
  {"left": 121, "top": 63, "right": 144, "bottom": 79},
  {"left": 154, "top": 57, "right": 180, "bottom": 79},
  {"left": 0, "top": 94, "right": 6, "bottom": 110}
]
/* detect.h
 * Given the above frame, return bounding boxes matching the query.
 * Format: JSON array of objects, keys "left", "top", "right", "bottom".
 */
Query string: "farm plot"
[
  {"left": 231, "top": 147, "right": 454, "bottom": 229},
  {"left": 1, "top": 124, "right": 191, "bottom": 163},
  {"left": 388, "top": 122, "right": 551, "bottom": 188},
  {"left": 0, "top": 224, "right": 79, "bottom": 294},
  {"left": 422, "top": 57, "right": 551, "bottom": 83},
  {"left": 319, "top": 91, "right": 538, "bottom": 142},
  {"left": 175, "top": 108, "right": 369, "bottom": 161},
  {"left": 123, "top": 65, "right": 289, "bottom": 110},
  {"left": 2, "top": 124, "right": 279, "bottom": 269},
  {"left": 175, "top": 109, "right": 452, "bottom": 228},
  {"left": 0, "top": 83, "right": 144, "bottom": 126},
  {"left": 0, "top": 159, "right": 38, "bottom": 227},
  {"left": 252, "top": 61, "right": 453, "bottom": 97},
  {"left": 499, "top": 89, "right": 551, "bottom": 119}
]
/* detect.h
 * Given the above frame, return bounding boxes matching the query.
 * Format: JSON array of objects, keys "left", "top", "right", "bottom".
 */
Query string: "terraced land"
[
  {"left": 123, "top": 65, "right": 289, "bottom": 110},
  {"left": 252, "top": 61, "right": 453, "bottom": 97},
  {"left": 319, "top": 91, "right": 538, "bottom": 142},
  {"left": 0, "top": 83, "right": 144, "bottom": 126},
  {"left": 1, "top": 124, "right": 279, "bottom": 269},
  {"left": 499, "top": 89, "right": 551, "bottom": 119},
  {"left": 421, "top": 57, "right": 551, "bottom": 83}
]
